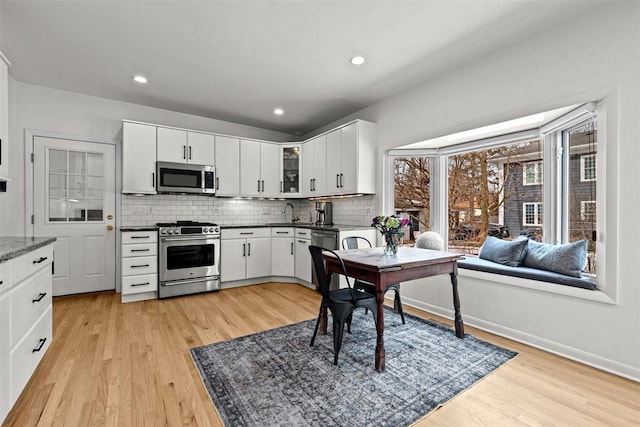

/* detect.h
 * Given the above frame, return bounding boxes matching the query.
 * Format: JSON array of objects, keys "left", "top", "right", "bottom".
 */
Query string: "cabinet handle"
[
  {"left": 130, "top": 248, "right": 150, "bottom": 252},
  {"left": 183, "top": 145, "right": 186, "bottom": 159},
  {"left": 313, "top": 178, "right": 316, "bottom": 191},
  {"left": 32, "top": 338, "right": 47, "bottom": 353},
  {"left": 340, "top": 173, "right": 344, "bottom": 188},
  {"left": 152, "top": 172, "right": 155, "bottom": 188},
  {"left": 240, "top": 232, "right": 254, "bottom": 235},
  {"left": 280, "top": 181, "right": 283, "bottom": 193},
  {"left": 131, "top": 282, "right": 150, "bottom": 287},
  {"left": 33, "top": 256, "right": 48, "bottom": 264},
  {"left": 131, "top": 235, "right": 150, "bottom": 239},
  {"left": 298, "top": 239, "right": 307, "bottom": 244},
  {"left": 276, "top": 231, "right": 288, "bottom": 234},
  {"left": 336, "top": 174, "right": 340, "bottom": 188},
  {"left": 189, "top": 146, "right": 192, "bottom": 160},
  {"left": 216, "top": 177, "right": 220, "bottom": 190},
  {"left": 257, "top": 180, "right": 261, "bottom": 192},
  {"left": 242, "top": 243, "right": 246, "bottom": 257},
  {"left": 131, "top": 264, "right": 150, "bottom": 268},
  {"left": 32, "top": 292, "right": 47, "bottom": 303},
  {"left": 291, "top": 242, "right": 294, "bottom": 255},
  {"left": 247, "top": 243, "right": 251, "bottom": 256},
  {"left": 261, "top": 180, "right": 264, "bottom": 192}
]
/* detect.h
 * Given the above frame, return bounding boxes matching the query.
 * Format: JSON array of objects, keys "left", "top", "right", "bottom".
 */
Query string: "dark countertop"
[
  {"left": 220, "top": 223, "right": 373, "bottom": 232},
  {"left": 0, "top": 236, "right": 57, "bottom": 263},
  {"left": 120, "top": 226, "right": 158, "bottom": 232}
]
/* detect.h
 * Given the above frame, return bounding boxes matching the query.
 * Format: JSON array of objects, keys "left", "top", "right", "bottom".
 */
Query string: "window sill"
[{"left": 457, "top": 268, "right": 616, "bottom": 305}]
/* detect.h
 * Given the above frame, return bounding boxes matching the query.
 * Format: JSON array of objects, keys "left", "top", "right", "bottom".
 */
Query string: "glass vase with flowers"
[{"left": 371, "top": 215, "right": 410, "bottom": 255}]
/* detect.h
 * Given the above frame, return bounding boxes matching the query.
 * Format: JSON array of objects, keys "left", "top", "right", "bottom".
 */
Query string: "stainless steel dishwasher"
[{"left": 310, "top": 230, "right": 340, "bottom": 290}]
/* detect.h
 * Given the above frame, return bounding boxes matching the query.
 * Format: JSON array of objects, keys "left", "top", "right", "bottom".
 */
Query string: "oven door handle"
[
  {"left": 161, "top": 277, "right": 220, "bottom": 287},
  {"left": 160, "top": 237, "right": 219, "bottom": 242}
]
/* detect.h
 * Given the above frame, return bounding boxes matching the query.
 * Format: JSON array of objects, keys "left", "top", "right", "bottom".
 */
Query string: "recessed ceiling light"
[
  {"left": 274, "top": 108, "right": 284, "bottom": 116},
  {"left": 350, "top": 56, "right": 365, "bottom": 66},
  {"left": 133, "top": 75, "right": 148, "bottom": 84}
]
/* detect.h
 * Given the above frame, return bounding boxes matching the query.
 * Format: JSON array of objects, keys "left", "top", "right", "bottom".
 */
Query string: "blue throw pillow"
[
  {"left": 479, "top": 236, "right": 528, "bottom": 267},
  {"left": 523, "top": 240, "right": 588, "bottom": 278}
]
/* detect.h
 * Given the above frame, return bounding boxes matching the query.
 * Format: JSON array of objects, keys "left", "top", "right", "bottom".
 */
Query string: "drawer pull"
[
  {"left": 130, "top": 235, "right": 150, "bottom": 239},
  {"left": 32, "top": 292, "right": 47, "bottom": 303},
  {"left": 33, "top": 256, "right": 48, "bottom": 264},
  {"left": 240, "top": 232, "right": 254, "bottom": 235},
  {"left": 32, "top": 338, "right": 47, "bottom": 353},
  {"left": 131, "top": 264, "right": 150, "bottom": 268},
  {"left": 276, "top": 231, "right": 289, "bottom": 234},
  {"left": 131, "top": 282, "right": 150, "bottom": 287},
  {"left": 130, "top": 248, "right": 150, "bottom": 252}
]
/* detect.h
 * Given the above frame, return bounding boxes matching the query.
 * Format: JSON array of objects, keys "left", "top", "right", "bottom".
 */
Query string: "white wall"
[
  {"left": 0, "top": 82, "right": 294, "bottom": 236},
  {"left": 343, "top": 3, "right": 640, "bottom": 380}
]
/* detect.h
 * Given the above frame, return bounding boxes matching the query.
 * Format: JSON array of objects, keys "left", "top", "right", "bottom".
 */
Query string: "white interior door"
[{"left": 33, "top": 136, "right": 116, "bottom": 296}]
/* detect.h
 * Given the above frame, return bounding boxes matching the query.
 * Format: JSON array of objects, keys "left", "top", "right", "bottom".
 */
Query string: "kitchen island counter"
[
  {"left": 0, "top": 236, "right": 57, "bottom": 263},
  {"left": 220, "top": 223, "right": 372, "bottom": 232}
]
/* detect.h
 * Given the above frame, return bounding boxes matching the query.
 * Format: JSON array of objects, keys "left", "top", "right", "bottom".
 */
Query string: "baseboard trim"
[{"left": 401, "top": 296, "right": 640, "bottom": 383}]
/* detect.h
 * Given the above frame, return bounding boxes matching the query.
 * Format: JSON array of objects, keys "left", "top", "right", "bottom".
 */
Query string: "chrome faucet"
[{"left": 281, "top": 203, "right": 299, "bottom": 223}]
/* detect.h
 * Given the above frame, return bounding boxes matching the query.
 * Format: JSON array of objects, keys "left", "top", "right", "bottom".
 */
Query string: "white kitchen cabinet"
[
  {"left": 121, "top": 231, "right": 158, "bottom": 303},
  {"left": 122, "top": 121, "right": 157, "bottom": 194},
  {"left": 271, "top": 228, "right": 295, "bottom": 277},
  {"left": 157, "top": 127, "right": 215, "bottom": 165},
  {"left": 0, "top": 261, "right": 10, "bottom": 423},
  {"left": 302, "top": 136, "right": 326, "bottom": 196},
  {"left": 221, "top": 228, "right": 271, "bottom": 282},
  {"left": 294, "top": 229, "right": 312, "bottom": 284},
  {"left": 240, "top": 140, "right": 279, "bottom": 197},
  {"left": 214, "top": 135, "right": 240, "bottom": 196},
  {"left": 4, "top": 244, "right": 54, "bottom": 419},
  {"left": 0, "top": 52, "right": 9, "bottom": 181},
  {"left": 280, "top": 145, "right": 301, "bottom": 195},
  {"left": 325, "top": 120, "right": 376, "bottom": 195}
]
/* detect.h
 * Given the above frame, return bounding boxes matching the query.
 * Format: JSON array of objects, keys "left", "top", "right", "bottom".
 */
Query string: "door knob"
[
  {"left": 107, "top": 214, "right": 113, "bottom": 220},
  {"left": 106, "top": 225, "right": 114, "bottom": 231}
]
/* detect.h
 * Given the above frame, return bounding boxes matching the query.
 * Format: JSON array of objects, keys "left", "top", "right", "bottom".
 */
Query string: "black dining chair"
[
  {"left": 308, "top": 245, "right": 378, "bottom": 365},
  {"left": 341, "top": 236, "right": 406, "bottom": 324}
]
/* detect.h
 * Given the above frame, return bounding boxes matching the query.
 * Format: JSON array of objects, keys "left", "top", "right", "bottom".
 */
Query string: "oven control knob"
[
  {"left": 160, "top": 229, "right": 166, "bottom": 235},
  {"left": 214, "top": 227, "right": 220, "bottom": 233},
  {"left": 205, "top": 227, "right": 211, "bottom": 233}
]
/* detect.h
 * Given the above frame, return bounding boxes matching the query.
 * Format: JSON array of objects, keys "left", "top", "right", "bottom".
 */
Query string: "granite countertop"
[
  {"left": 220, "top": 223, "right": 372, "bottom": 232},
  {"left": 0, "top": 236, "right": 57, "bottom": 263}
]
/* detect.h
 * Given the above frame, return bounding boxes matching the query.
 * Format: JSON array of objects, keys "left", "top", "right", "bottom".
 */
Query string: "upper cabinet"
[
  {"left": 302, "top": 135, "right": 326, "bottom": 196},
  {"left": 280, "top": 145, "right": 301, "bottom": 195},
  {"left": 121, "top": 118, "right": 376, "bottom": 197},
  {"left": 324, "top": 120, "right": 376, "bottom": 195},
  {"left": 240, "top": 140, "right": 279, "bottom": 197},
  {"left": 122, "top": 121, "right": 157, "bottom": 194},
  {"left": 157, "top": 127, "right": 215, "bottom": 165},
  {"left": 215, "top": 135, "right": 240, "bottom": 196},
  {"left": 0, "top": 53, "right": 10, "bottom": 182}
]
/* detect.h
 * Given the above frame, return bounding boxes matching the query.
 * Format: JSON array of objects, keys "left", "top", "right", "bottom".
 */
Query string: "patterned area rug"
[{"left": 190, "top": 309, "right": 517, "bottom": 427}]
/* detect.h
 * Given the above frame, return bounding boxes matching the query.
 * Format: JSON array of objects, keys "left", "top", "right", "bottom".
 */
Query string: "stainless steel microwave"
[{"left": 156, "top": 162, "right": 216, "bottom": 195}]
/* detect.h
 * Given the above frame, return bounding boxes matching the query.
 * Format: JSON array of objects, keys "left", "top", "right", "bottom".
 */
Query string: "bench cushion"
[
  {"left": 458, "top": 256, "right": 596, "bottom": 290},
  {"left": 523, "top": 239, "right": 587, "bottom": 278},
  {"left": 479, "top": 236, "right": 528, "bottom": 267}
]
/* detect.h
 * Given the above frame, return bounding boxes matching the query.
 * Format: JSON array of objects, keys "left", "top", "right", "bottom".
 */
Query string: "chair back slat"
[
  {"left": 309, "top": 245, "right": 354, "bottom": 299},
  {"left": 341, "top": 236, "right": 372, "bottom": 250}
]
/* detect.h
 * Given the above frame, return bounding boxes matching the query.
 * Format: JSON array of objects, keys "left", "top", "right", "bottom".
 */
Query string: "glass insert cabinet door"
[
  {"left": 281, "top": 145, "right": 300, "bottom": 194},
  {"left": 48, "top": 148, "right": 104, "bottom": 222}
]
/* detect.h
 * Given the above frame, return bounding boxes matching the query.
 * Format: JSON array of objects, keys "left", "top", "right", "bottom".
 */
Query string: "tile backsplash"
[{"left": 121, "top": 194, "right": 376, "bottom": 227}]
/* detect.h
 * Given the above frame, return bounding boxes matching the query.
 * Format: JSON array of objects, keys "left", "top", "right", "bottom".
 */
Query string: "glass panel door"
[
  {"left": 47, "top": 149, "right": 104, "bottom": 222},
  {"left": 282, "top": 146, "right": 300, "bottom": 194}
]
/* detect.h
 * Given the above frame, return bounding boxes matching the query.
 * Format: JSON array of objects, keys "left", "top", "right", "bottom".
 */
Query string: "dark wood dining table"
[{"left": 321, "top": 246, "right": 465, "bottom": 372}]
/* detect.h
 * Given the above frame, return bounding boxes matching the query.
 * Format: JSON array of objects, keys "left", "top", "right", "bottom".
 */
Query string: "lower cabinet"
[
  {"left": 294, "top": 229, "right": 312, "bottom": 284},
  {"left": 221, "top": 228, "right": 271, "bottom": 282},
  {"left": 1, "top": 243, "right": 54, "bottom": 424},
  {"left": 271, "top": 228, "right": 295, "bottom": 277},
  {"left": 121, "top": 231, "right": 158, "bottom": 303}
]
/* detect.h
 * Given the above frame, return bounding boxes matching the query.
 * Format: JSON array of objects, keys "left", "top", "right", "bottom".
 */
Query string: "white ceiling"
[{"left": 0, "top": 1, "right": 584, "bottom": 135}]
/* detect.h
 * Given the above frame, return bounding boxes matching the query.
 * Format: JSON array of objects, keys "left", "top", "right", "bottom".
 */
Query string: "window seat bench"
[{"left": 457, "top": 256, "right": 596, "bottom": 290}]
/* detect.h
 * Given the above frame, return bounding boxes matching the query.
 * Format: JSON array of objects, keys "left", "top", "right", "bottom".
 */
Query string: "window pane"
[
  {"left": 86, "top": 199, "right": 104, "bottom": 221},
  {"left": 448, "top": 139, "right": 543, "bottom": 255},
  {"left": 68, "top": 175, "right": 86, "bottom": 199},
  {"left": 68, "top": 200, "right": 86, "bottom": 222},
  {"left": 49, "top": 150, "right": 67, "bottom": 174},
  {"left": 568, "top": 121, "right": 597, "bottom": 274},
  {"left": 87, "top": 176, "right": 103, "bottom": 199},
  {"left": 49, "top": 174, "right": 67, "bottom": 198},
  {"left": 69, "top": 151, "right": 86, "bottom": 174},
  {"left": 49, "top": 199, "right": 67, "bottom": 222},
  {"left": 87, "top": 153, "right": 103, "bottom": 176},
  {"left": 393, "top": 157, "right": 430, "bottom": 243}
]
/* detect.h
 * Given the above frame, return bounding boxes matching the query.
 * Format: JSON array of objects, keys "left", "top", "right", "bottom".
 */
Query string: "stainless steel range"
[{"left": 157, "top": 221, "right": 221, "bottom": 298}]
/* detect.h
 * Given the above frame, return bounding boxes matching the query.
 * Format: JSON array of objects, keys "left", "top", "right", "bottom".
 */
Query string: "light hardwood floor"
[{"left": 4, "top": 282, "right": 639, "bottom": 426}]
